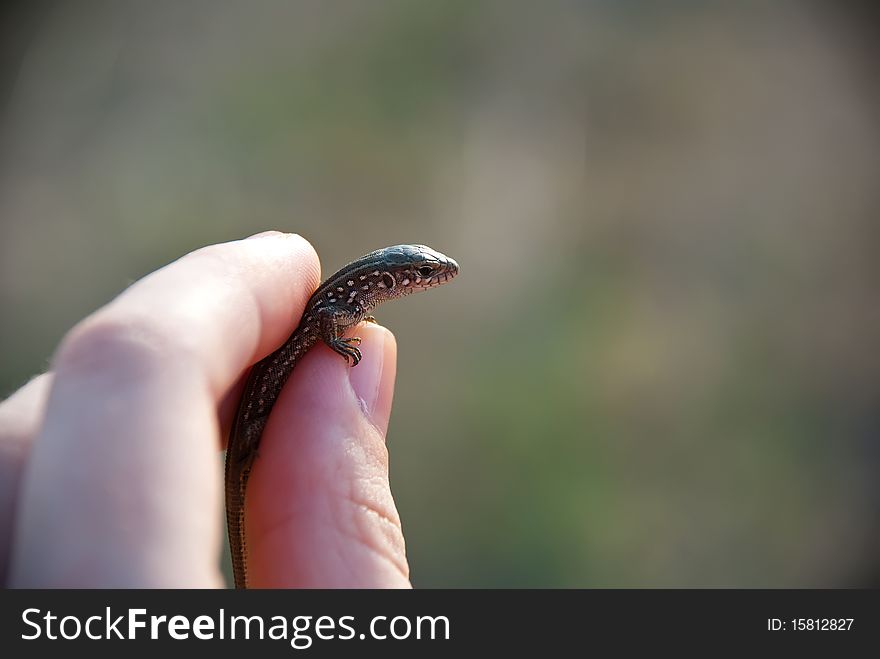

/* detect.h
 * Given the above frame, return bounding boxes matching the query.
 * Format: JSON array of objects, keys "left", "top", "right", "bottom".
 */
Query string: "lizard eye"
[{"left": 418, "top": 265, "right": 434, "bottom": 278}]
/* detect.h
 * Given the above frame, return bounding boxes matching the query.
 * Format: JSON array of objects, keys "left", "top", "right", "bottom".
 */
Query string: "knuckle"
[{"left": 55, "top": 312, "right": 195, "bottom": 383}]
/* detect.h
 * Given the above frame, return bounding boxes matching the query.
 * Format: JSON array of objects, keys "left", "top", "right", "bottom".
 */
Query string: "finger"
[
  {"left": 0, "top": 373, "right": 52, "bottom": 585},
  {"left": 247, "top": 322, "right": 409, "bottom": 588},
  {"left": 10, "top": 232, "right": 320, "bottom": 587}
]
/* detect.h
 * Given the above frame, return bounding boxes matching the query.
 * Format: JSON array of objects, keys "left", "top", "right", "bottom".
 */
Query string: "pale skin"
[{"left": 0, "top": 231, "right": 411, "bottom": 587}]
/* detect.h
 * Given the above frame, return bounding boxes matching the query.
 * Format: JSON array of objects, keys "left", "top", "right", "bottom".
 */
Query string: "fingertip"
[
  {"left": 235, "top": 231, "right": 321, "bottom": 296},
  {"left": 247, "top": 324, "right": 407, "bottom": 587},
  {"left": 245, "top": 230, "right": 286, "bottom": 240}
]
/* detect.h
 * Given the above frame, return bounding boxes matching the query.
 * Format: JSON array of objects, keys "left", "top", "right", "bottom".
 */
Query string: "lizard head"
[
  {"left": 380, "top": 244, "right": 459, "bottom": 293},
  {"left": 353, "top": 244, "right": 459, "bottom": 310}
]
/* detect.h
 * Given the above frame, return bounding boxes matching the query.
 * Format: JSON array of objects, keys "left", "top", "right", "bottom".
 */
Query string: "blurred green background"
[{"left": 2, "top": 1, "right": 879, "bottom": 587}]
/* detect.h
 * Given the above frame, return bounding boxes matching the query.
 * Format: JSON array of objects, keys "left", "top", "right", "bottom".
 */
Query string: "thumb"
[{"left": 244, "top": 323, "right": 410, "bottom": 588}]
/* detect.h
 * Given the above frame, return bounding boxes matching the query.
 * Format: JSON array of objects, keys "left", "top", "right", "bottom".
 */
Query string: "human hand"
[{"left": 0, "top": 232, "right": 410, "bottom": 587}]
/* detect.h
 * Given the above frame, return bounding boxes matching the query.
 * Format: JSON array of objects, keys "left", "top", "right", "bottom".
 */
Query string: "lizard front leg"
[{"left": 317, "top": 306, "right": 363, "bottom": 366}]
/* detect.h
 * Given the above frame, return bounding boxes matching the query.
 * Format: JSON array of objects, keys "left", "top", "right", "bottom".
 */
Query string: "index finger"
[{"left": 10, "top": 232, "right": 320, "bottom": 587}]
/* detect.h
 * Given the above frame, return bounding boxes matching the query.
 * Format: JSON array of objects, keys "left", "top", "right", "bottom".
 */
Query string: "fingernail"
[{"left": 348, "top": 325, "right": 397, "bottom": 435}]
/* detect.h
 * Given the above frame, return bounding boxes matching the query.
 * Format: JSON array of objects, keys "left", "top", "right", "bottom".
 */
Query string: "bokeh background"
[{"left": 1, "top": 1, "right": 878, "bottom": 587}]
